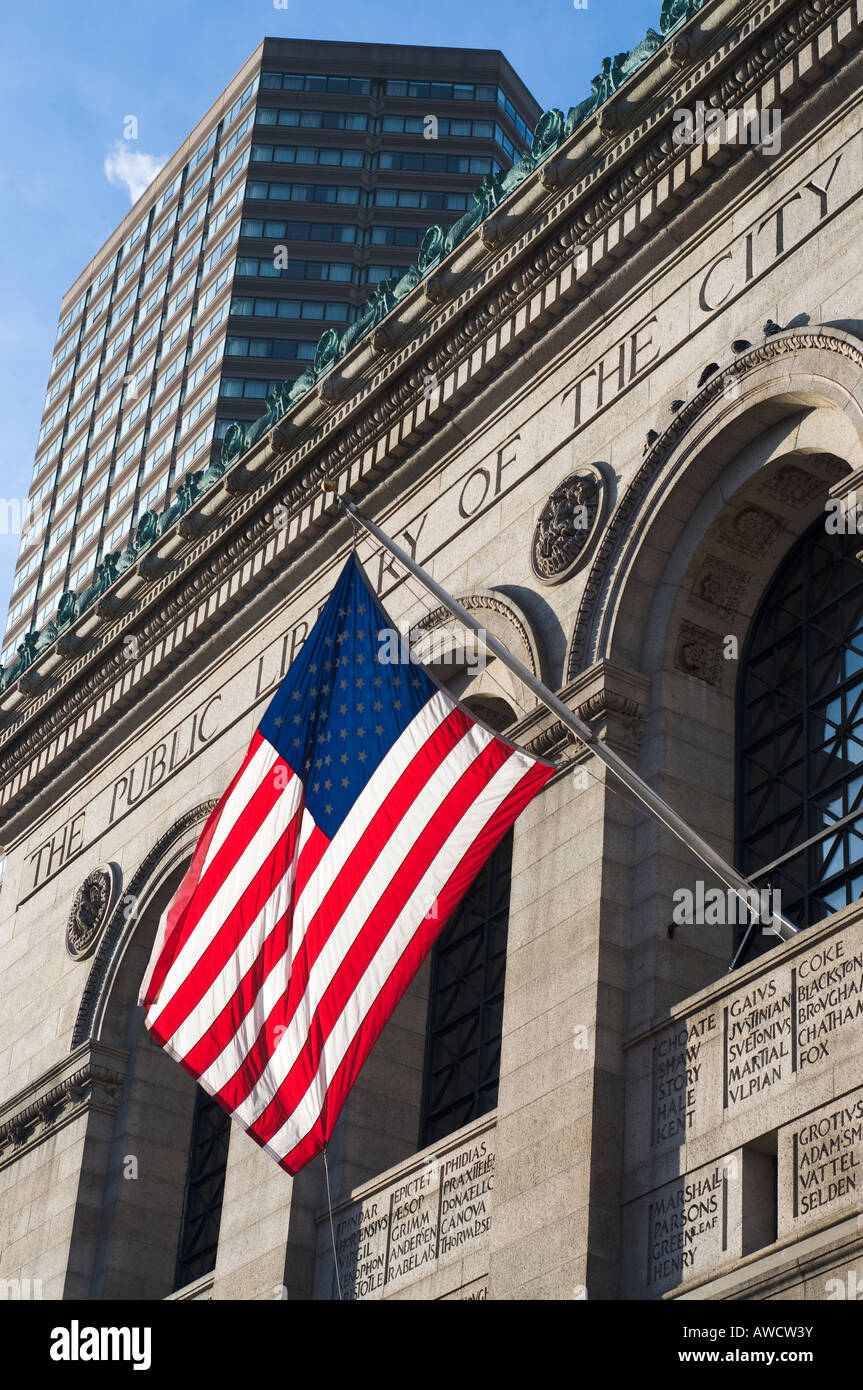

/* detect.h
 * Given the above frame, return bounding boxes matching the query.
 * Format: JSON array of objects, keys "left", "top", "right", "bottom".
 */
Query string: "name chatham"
[{"left": 50, "top": 1321, "right": 151, "bottom": 1371}]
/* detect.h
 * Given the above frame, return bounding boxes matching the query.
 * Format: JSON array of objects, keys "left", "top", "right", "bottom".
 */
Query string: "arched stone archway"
[
  {"left": 564, "top": 328, "right": 863, "bottom": 1024},
  {"left": 67, "top": 802, "right": 216, "bottom": 1299},
  {"left": 568, "top": 328, "right": 863, "bottom": 678}
]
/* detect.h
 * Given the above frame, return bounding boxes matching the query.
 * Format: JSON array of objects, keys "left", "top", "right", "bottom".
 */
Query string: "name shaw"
[{"left": 649, "top": 931, "right": 863, "bottom": 1148}]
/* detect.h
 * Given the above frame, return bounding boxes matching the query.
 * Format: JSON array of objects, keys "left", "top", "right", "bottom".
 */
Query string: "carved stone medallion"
[
  {"left": 66, "top": 863, "right": 121, "bottom": 961},
  {"left": 531, "top": 463, "right": 607, "bottom": 584}
]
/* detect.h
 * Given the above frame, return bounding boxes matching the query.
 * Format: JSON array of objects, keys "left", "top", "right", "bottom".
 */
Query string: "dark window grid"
[
  {"left": 419, "top": 832, "right": 512, "bottom": 1148},
  {"left": 737, "top": 522, "right": 863, "bottom": 934},
  {"left": 173, "top": 1087, "right": 231, "bottom": 1290}
]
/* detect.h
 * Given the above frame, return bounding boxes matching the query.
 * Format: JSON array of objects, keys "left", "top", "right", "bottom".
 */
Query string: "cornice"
[
  {"left": 0, "top": 0, "right": 858, "bottom": 824},
  {"left": 0, "top": 1041, "right": 129, "bottom": 1170}
]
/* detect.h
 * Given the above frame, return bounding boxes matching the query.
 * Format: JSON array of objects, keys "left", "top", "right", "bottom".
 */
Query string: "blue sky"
[{"left": 0, "top": 0, "right": 660, "bottom": 630}]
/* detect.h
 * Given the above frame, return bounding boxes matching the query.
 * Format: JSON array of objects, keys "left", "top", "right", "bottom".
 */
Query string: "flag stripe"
[
  {"left": 264, "top": 755, "right": 540, "bottom": 1163},
  {"left": 142, "top": 552, "right": 555, "bottom": 1176},
  {"left": 148, "top": 767, "right": 299, "bottom": 1033},
  {"left": 193, "top": 696, "right": 467, "bottom": 1102},
  {"left": 215, "top": 714, "right": 491, "bottom": 1118},
  {"left": 151, "top": 781, "right": 306, "bottom": 1053},
  {"left": 245, "top": 732, "right": 512, "bottom": 1141}
]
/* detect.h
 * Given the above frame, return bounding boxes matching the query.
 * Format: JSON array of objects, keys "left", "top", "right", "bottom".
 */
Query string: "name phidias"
[{"left": 50, "top": 1321, "right": 151, "bottom": 1371}]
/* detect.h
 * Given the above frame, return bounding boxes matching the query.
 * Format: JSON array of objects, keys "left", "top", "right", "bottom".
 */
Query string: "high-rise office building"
[{"left": 2, "top": 39, "right": 539, "bottom": 667}]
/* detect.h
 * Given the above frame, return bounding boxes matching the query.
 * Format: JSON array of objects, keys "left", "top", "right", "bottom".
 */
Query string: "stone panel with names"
[
  {"left": 647, "top": 923, "right": 863, "bottom": 1151},
  {"left": 781, "top": 1088, "right": 863, "bottom": 1237},
  {"left": 322, "top": 1124, "right": 495, "bottom": 1301},
  {"left": 623, "top": 1155, "right": 740, "bottom": 1299},
  {"left": 652, "top": 1010, "right": 719, "bottom": 1150}
]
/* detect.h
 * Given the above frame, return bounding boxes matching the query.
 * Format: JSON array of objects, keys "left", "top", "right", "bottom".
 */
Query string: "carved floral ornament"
[
  {"left": 65, "top": 862, "right": 121, "bottom": 961},
  {"left": 532, "top": 463, "right": 608, "bottom": 585}
]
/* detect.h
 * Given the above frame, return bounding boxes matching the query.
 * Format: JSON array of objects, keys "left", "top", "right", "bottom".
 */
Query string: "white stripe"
[
  {"left": 228, "top": 717, "right": 494, "bottom": 1126},
  {"left": 201, "top": 737, "right": 281, "bottom": 875},
  {"left": 139, "top": 738, "right": 281, "bottom": 1006},
  {"left": 291, "top": 689, "right": 457, "bottom": 959},
  {"left": 149, "top": 772, "right": 303, "bottom": 1026},
  {"left": 163, "top": 788, "right": 307, "bottom": 1059},
  {"left": 197, "top": 690, "right": 457, "bottom": 1094},
  {"left": 266, "top": 754, "right": 531, "bottom": 1160}
]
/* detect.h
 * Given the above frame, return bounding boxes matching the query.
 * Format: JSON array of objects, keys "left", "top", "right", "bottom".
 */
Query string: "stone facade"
[{"left": 2, "top": 0, "right": 863, "bottom": 1300}]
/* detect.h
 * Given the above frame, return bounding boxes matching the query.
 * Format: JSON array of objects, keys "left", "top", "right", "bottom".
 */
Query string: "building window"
[
  {"left": 419, "top": 830, "right": 513, "bottom": 1147},
  {"left": 173, "top": 1088, "right": 231, "bottom": 1290},
  {"left": 736, "top": 518, "right": 863, "bottom": 937}
]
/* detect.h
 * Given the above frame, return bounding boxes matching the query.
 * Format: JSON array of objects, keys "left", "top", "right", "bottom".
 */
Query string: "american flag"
[{"left": 140, "top": 553, "right": 554, "bottom": 1174}]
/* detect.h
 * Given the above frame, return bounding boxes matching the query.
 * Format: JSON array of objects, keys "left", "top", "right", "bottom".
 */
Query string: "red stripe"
[
  {"left": 142, "top": 732, "right": 266, "bottom": 1007},
  {"left": 204, "top": 816, "right": 333, "bottom": 1091},
  {"left": 279, "top": 759, "right": 553, "bottom": 1172},
  {"left": 151, "top": 812, "right": 330, "bottom": 1087},
  {"left": 151, "top": 792, "right": 305, "bottom": 1045},
  {"left": 249, "top": 735, "right": 520, "bottom": 1147},
  {"left": 214, "top": 706, "right": 474, "bottom": 1114},
  {"left": 181, "top": 815, "right": 327, "bottom": 1085},
  {"left": 154, "top": 744, "right": 289, "bottom": 991}
]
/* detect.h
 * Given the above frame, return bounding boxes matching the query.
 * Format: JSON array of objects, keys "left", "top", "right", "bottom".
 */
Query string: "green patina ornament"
[
  {"left": 221, "top": 422, "right": 247, "bottom": 467},
  {"left": 286, "top": 366, "right": 316, "bottom": 404},
  {"left": 10, "top": 0, "right": 708, "bottom": 681},
  {"left": 194, "top": 452, "right": 226, "bottom": 493},
  {"left": 244, "top": 383, "right": 293, "bottom": 451},
  {"left": 417, "top": 225, "right": 447, "bottom": 274},
  {"left": 620, "top": 27, "right": 664, "bottom": 76},
  {"left": 77, "top": 552, "right": 121, "bottom": 615},
  {"left": 531, "top": 108, "right": 566, "bottom": 161},
  {"left": 660, "top": 0, "right": 704, "bottom": 33},
  {"left": 444, "top": 173, "right": 505, "bottom": 253},
  {"left": 156, "top": 475, "right": 198, "bottom": 537},
  {"left": 133, "top": 509, "right": 159, "bottom": 554},
  {"left": 314, "top": 329, "right": 342, "bottom": 377},
  {"left": 56, "top": 589, "right": 78, "bottom": 630}
]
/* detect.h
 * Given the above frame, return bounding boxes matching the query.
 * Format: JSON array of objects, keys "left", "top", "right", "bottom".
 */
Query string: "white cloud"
[{"left": 104, "top": 141, "right": 167, "bottom": 205}]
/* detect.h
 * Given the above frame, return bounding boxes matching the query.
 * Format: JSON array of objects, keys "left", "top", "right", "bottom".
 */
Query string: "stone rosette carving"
[
  {"left": 65, "top": 862, "right": 121, "bottom": 961},
  {"left": 718, "top": 504, "right": 784, "bottom": 558},
  {"left": 676, "top": 621, "right": 724, "bottom": 686},
  {"left": 691, "top": 555, "right": 750, "bottom": 618},
  {"left": 532, "top": 463, "right": 607, "bottom": 585}
]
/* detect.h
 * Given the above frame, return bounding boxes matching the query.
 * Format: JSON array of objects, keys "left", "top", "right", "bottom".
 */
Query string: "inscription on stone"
[
  {"left": 652, "top": 1012, "right": 717, "bottom": 1144},
  {"left": 329, "top": 1131, "right": 494, "bottom": 1300},
  {"left": 649, "top": 928, "right": 863, "bottom": 1149},
  {"left": 623, "top": 1155, "right": 739, "bottom": 1298},
  {"left": 786, "top": 1090, "right": 863, "bottom": 1231},
  {"left": 724, "top": 973, "right": 794, "bottom": 1106},
  {"left": 647, "top": 1163, "right": 728, "bottom": 1291},
  {"left": 724, "top": 940, "right": 863, "bottom": 1110}
]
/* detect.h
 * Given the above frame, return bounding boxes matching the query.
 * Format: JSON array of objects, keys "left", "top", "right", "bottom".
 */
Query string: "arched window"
[
  {"left": 419, "top": 829, "right": 513, "bottom": 1147},
  {"left": 736, "top": 518, "right": 863, "bottom": 940}
]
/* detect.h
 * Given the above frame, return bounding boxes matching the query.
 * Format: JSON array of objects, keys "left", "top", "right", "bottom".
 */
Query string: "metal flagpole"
[{"left": 341, "top": 498, "right": 798, "bottom": 943}]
